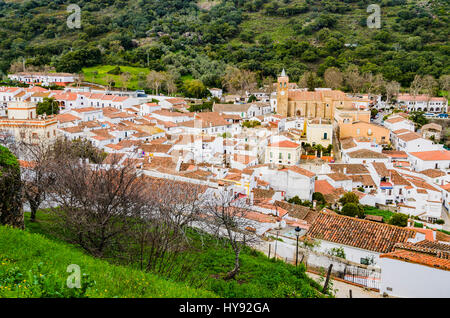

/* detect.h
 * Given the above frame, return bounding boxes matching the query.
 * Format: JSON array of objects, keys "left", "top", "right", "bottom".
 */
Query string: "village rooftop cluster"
[{"left": 1, "top": 70, "right": 449, "bottom": 298}]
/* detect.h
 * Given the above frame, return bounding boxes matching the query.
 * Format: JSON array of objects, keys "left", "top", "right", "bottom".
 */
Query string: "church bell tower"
[{"left": 277, "top": 69, "right": 289, "bottom": 117}]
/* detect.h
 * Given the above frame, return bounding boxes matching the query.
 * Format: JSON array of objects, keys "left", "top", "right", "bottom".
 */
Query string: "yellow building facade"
[{"left": 276, "top": 70, "right": 356, "bottom": 119}]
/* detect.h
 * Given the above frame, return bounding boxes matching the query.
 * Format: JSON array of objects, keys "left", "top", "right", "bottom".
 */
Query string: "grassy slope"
[
  {"left": 19, "top": 210, "right": 328, "bottom": 298},
  {"left": 363, "top": 206, "right": 394, "bottom": 222},
  {"left": 82, "top": 65, "right": 150, "bottom": 90},
  {"left": 0, "top": 225, "right": 216, "bottom": 298}
]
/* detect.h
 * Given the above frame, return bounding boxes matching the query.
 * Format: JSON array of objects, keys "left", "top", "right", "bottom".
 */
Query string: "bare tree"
[
  {"left": 146, "top": 71, "right": 167, "bottom": 96},
  {"left": 130, "top": 177, "right": 207, "bottom": 279},
  {"left": 164, "top": 73, "right": 177, "bottom": 96},
  {"left": 48, "top": 147, "right": 146, "bottom": 258},
  {"left": 15, "top": 136, "right": 57, "bottom": 222},
  {"left": 410, "top": 75, "right": 424, "bottom": 109},
  {"left": 385, "top": 81, "right": 401, "bottom": 104},
  {"left": 439, "top": 74, "right": 450, "bottom": 93},
  {"left": 105, "top": 75, "right": 115, "bottom": 91},
  {"left": 222, "top": 66, "right": 257, "bottom": 95},
  {"left": 74, "top": 73, "right": 84, "bottom": 88},
  {"left": 202, "top": 189, "right": 259, "bottom": 280},
  {"left": 120, "top": 72, "right": 132, "bottom": 90},
  {"left": 344, "top": 65, "right": 363, "bottom": 95},
  {"left": 324, "top": 67, "right": 343, "bottom": 90},
  {"left": 422, "top": 75, "right": 438, "bottom": 110}
]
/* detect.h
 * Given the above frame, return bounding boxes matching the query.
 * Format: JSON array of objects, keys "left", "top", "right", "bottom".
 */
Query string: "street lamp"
[{"left": 295, "top": 226, "right": 301, "bottom": 267}]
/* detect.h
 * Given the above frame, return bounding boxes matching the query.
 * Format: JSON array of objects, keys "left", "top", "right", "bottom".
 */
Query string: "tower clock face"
[{"left": 280, "top": 91, "right": 285, "bottom": 96}]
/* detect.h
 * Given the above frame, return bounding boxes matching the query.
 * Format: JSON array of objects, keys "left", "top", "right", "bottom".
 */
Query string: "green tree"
[
  {"left": 339, "top": 192, "right": 359, "bottom": 206},
  {"left": 0, "top": 145, "right": 23, "bottom": 228},
  {"left": 36, "top": 97, "right": 59, "bottom": 116},
  {"left": 409, "top": 111, "right": 429, "bottom": 128},
  {"left": 388, "top": 213, "right": 409, "bottom": 227},
  {"left": 287, "top": 196, "right": 302, "bottom": 205},
  {"left": 341, "top": 203, "right": 365, "bottom": 218},
  {"left": 312, "top": 192, "right": 325, "bottom": 204},
  {"left": 182, "top": 79, "right": 209, "bottom": 98}
]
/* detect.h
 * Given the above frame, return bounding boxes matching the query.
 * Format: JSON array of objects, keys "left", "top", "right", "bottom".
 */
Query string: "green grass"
[
  {"left": 21, "top": 211, "right": 327, "bottom": 298},
  {"left": 364, "top": 207, "right": 394, "bottom": 222},
  {"left": 82, "top": 65, "right": 150, "bottom": 90},
  {"left": 0, "top": 224, "right": 216, "bottom": 298}
]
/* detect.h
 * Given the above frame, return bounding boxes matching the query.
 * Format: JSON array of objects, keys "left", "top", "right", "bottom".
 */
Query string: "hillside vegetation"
[
  {"left": 8, "top": 210, "right": 328, "bottom": 298},
  {"left": 0, "top": 0, "right": 448, "bottom": 89},
  {"left": 0, "top": 225, "right": 216, "bottom": 297}
]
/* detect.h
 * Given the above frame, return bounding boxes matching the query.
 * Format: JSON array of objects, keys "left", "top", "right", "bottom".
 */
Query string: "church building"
[{"left": 276, "top": 70, "right": 356, "bottom": 119}]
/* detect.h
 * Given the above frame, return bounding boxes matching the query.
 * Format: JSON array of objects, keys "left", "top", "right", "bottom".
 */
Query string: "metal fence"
[{"left": 341, "top": 265, "right": 380, "bottom": 290}]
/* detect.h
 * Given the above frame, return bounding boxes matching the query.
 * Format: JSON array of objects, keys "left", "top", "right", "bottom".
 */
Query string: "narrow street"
[{"left": 306, "top": 272, "right": 385, "bottom": 298}]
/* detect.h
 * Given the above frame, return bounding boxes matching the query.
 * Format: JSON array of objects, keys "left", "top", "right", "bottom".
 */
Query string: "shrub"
[
  {"left": 388, "top": 213, "right": 408, "bottom": 227},
  {"left": 341, "top": 203, "right": 365, "bottom": 218},
  {"left": 107, "top": 66, "right": 122, "bottom": 75},
  {"left": 327, "top": 247, "right": 346, "bottom": 259},
  {"left": 0, "top": 146, "right": 23, "bottom": 228}
]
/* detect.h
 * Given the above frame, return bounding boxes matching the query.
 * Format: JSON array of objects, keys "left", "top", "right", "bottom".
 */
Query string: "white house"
[
  {"left": 379, "top": 241, "right": 450, "bottom": 298},
  {"left": 409, "top": 150, "right": 450, "bottom": 172},
  {"left": 8, "top": 72, "right": 77, "bottom": 86},
  {"left": 397, "top": 94, "right": 448, "bottom": 113},
  {"left": 343, "top": 149, "right": 390, "bottom": 164},
  {"left": 253, "top": 165, "right": 315, "bottom": 201},
  {"left": 307, "top": 211, "right": 417, "bottom": 267},
  {"left": 208, "top": 88, "right": 223, "bottom": 99},
  {"left": 383, "top": 115, "right": 415, "bottom": 132},
  {"left": 393, "top": 130, "right": 443, "bottom": 153}
]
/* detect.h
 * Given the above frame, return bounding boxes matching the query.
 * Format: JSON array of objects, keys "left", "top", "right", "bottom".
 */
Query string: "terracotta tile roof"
[
  {"left": 140, "top": 144, "right": 172, "bottom": 154},
  {"left": 60, "top": 126, "right": 84, "bottom": 134},
  {"left": 422, "top": 123, "right": 442, "bottom": 132},
  {"left": 365, "top": 215, "right": 383, "bottom": 222},
  {"left": 372, "top": 162, "right": 389, "bottom": 178},
  {"left": 315, "top": 180, "right": 335, "bottom": 195},
  {"left": 397, "top": 94, "right": 446, "bottom": 102},
  {"left": 267, "top": 140, "right": 300, "bottom": 148},
  {"left": 275, "top": 201, "right": 318, "bottom": 224},
  {"left": 382, "top": 150, "right": 408, "bottom": 158},
  {"left": 389, "top": 170, "right": 411, "bottom": 186},
  {"left": 253, "top": 189, "right": 275, "bottom": 200},
  {"left": 340, "top": 138, "right": 357, "bottom": 150},
  {"left": 282, "top": 166, "right": 315, "bottom": 178},
  {"left": 407, "top": 178, "right": 440, "bottom": 192},
  {"left": 329, "top": 164, "right": 369, "bottom": 175},
  {"left": 327, "top": 173, "right": 351, "bottom": 181},
  {"left": 385, "top": 117, "right": 407, "bottom": 124},
  {"left": 307, "top": 212, "right": 416, "bottom": 253},
  {"left": 349, "top": 174, "right": 376, "bottom": 187},
  {"left": 56, "top": 113, "right": 80, "bottom": 123},
  {"left": 409, "top": 150, "right": 450, "bottom": 161},
  {"left": 72, "top": 107, "right": 99, "bottom": 113},
  {"left": 380, "top": 242, "right": 450, "bottom": 271},
  {"left": 393, "top": 129, "right": 411, "bottom": 135},
  {"left": 436, "top": 231, "right": 450, "bottom": 242},
  {"left": 346, "top": 149, "right": 388, "bottom": 159},
  {"left": 397, "top": 132, "right": 422, "bottom": 142},
  {"left": 420, "top": 169, "right": 446, "bottom": 178},
  {"left": 213, "top": 103, "right": 251, "bottom": 113}
]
